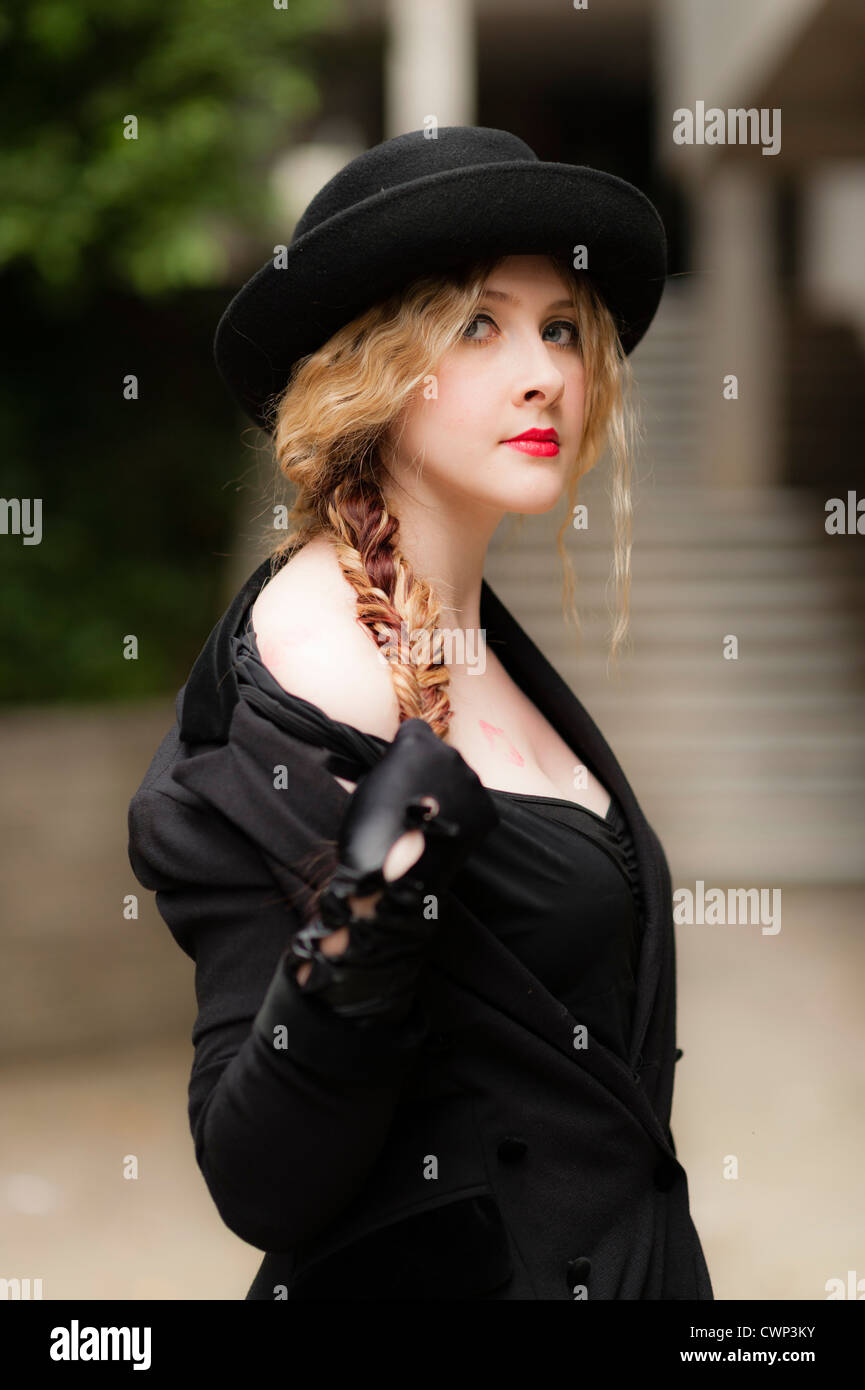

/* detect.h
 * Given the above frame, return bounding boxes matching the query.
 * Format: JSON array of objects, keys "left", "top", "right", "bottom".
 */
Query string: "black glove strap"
[{"left": 285, "top": 874, "right": 439, "bottom": 1024}]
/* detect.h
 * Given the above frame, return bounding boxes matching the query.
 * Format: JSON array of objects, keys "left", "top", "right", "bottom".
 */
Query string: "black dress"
[{"left": 230, "top": 603, "right": 643, "bottom": 1064}]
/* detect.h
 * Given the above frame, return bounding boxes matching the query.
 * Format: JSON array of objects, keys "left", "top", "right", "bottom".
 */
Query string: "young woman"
[{"left": 127, "top": 126, "right": 714, "bottom": 1300}]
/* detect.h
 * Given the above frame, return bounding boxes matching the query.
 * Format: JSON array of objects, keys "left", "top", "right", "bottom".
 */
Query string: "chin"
[
  {"left": 510, "top": 491, "right": 564, "bottom": 516},
  {"left": 495, "top": 474, "right": 566, "bottom": 515},
  {"left": 444, "top": 463, "right": 566, "bottom": 516}
]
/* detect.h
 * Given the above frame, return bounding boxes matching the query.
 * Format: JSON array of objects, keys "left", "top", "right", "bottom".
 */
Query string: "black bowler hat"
[{"left": 214, "top": 125, "right": 667, "bottom": 435}]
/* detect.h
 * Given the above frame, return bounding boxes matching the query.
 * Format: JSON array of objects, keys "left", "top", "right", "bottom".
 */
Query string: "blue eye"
[
  {"left": 462, "top": 313, "right": 579, "bottom": 349},
  {"left": 462, "top": 314, "right": 496, "bottom": 343},
  {"left": 543, "top": 320, "right": 580, "bottom": 348}
]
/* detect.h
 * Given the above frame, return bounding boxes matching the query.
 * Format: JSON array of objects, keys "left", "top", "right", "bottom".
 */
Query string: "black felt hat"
[{"left": 214, "top": 125, "right": 668, "bottom": 434}]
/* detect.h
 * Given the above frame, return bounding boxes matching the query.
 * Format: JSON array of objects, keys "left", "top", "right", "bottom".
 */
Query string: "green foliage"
[
  {"left": 0, "top": 0, "right": 341, "bottom": 294},
  {"left": 0, "top": 0, "right": 344, "bottom": 704},
  {"left": 0, "top": 277, "right": 254, "bottom": 703}
]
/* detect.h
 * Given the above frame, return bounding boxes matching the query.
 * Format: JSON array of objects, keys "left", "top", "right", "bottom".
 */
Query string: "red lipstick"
[{"left": 502, "top": 427, "right": 559, "bottom": 457}]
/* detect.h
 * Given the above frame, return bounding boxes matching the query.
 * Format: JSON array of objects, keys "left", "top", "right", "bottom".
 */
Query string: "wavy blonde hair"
[{"left": 261, "top": 251, "right": 640, "bottom": 741}]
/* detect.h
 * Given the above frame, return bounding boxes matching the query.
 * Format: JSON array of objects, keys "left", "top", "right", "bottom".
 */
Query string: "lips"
[{"left": 502, "top": 427, "right": 559, "bottom": 457}]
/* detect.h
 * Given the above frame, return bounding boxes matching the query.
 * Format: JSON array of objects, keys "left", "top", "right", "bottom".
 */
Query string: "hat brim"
[{"left": 214, "top": 160, "right": 667, "bottom": 434}]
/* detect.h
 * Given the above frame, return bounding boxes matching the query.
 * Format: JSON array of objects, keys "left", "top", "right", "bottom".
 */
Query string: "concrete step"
[
  {"left": 534, "top": 649, "right": 865, "bottom": 681},
  {"left": 599, "top": 762, "right": 865, "bottom": 798},
  {"left": 488, "top": 543, "right": 863, "bottom": 581},
  {"left": 504, "top": 507, "right": 833, "bottom": 539},
  {"left": 485, "top": 473, "right": 865, "bottom": 881},
  {"left": 658, "top": 827, "right": 865, "bottom": 885},
  {"left": 625, "top": 773, "right": 865, "bottom": 798},
  {"left": 487, "top": 575, "right": 865, "bottom": 610},
  {"left": 518, "top": 611, "right": 863, "bottom": 646},
  {"left": 583, "top": 703, "right": 865, "bottom": 745},
  {"left": 494, "top": 513, "right": 831, "bottom": 548},
  {"left": 631, "top": 788, "right": 865, "bottom": 881}
]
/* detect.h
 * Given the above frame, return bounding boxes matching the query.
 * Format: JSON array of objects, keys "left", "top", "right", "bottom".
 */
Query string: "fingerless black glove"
[{"left": 284, "top": 717, "right": 500, "bottom": 1025}]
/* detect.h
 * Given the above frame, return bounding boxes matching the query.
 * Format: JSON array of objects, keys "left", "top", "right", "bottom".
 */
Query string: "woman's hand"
[
  {"left": 295, "top": 835, "right": 423, "bottom": 983},
  {"left": 332, "top": 716, "right": 499, "bottom": 898},
  {"left": 289, "top": 717, "right": 499, "bottom": 1014}
]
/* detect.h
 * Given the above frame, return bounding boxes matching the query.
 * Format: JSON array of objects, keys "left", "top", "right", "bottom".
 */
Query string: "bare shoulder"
[{"left": 250, "top": 537, "right": 400, "bottom": 741}]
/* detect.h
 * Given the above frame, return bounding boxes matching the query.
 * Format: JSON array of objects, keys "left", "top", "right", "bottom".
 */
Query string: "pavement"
[{"left": 2, "top": 884, "right": 863, "bottom": 1300}]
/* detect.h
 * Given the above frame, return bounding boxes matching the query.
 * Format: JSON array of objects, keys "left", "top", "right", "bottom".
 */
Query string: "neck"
[{"left": 381, "top": 476, "right": 503, "bottom": 640}]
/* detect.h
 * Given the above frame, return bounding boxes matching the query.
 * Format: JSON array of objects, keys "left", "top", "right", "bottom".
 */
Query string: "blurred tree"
[
  {"left": 0, "top": 0, "right": 341, "bottom": 298},
  {"left": 0, "top": 0, "right": 347, "bottom": 705}
]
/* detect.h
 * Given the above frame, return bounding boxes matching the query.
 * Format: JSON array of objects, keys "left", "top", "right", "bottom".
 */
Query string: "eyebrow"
[{"left": 481, "top": 287, "right": 574, "bottom": 311}]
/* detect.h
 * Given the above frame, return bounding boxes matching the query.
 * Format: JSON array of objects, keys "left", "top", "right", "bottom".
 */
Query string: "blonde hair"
[{"left": 262, "top": 251, "right": 640, "bottom": 741}]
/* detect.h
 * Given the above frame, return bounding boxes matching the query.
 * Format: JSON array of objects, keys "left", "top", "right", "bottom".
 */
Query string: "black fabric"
[
  {"left": 127, "top": 548, "right": 715, "bottom": 1300},
  {"left": 212, "top": 125, "right": 668, "bottom": 433},
  {"left": 231, "top": 609, "right": 642, "bottom": 1062}
]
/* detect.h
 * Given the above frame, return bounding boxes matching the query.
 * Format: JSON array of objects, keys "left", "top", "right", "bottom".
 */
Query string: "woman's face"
[{"left": 381, "top": 254, "right": 585, "bottom": 520}]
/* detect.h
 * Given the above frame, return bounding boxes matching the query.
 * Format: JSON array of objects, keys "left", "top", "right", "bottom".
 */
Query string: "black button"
[
  {"left": 653, "top": 1156, "right": 679, "bottom": 1192},
  {"left": 566, "top": 1256, "right": 591, "bottom": 1294},
  {"left": 497, "top": 1137, "right": 528, "bottom": 1163}
]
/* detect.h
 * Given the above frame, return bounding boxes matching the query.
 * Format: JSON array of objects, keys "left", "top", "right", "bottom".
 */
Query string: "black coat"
[{"left": 127, "top": 553, "right": 714, "bottom": 1301}]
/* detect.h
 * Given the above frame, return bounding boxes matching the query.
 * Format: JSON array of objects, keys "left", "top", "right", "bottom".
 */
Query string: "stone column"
[
  {"left": 693, "top": 164, "right": 782, "bottom": 487},
  {"left": 384, "top": 0, "right": 476, "bottom": 135}
]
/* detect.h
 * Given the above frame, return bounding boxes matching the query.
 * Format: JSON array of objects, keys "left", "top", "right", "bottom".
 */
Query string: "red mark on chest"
[{"left": 478, "top": 720, "right": 525, "bottom": 766}]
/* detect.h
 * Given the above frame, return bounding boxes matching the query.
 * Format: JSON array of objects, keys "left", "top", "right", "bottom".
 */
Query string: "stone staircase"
[{"left": 485, "top": 285, "right": 865, "bottom": 885}]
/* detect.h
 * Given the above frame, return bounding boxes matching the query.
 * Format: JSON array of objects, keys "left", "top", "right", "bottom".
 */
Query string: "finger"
[{"left": 382, "top": 829, "right": 425, "bottom": 883}]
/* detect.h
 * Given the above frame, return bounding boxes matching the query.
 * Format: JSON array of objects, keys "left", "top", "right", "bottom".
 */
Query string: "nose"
[{"left": 510, "top": 332, "right": 567, "bottom": 407}]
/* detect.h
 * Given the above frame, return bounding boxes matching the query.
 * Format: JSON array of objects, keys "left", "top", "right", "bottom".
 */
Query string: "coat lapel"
[
  {"left": 475, "top": 581, "right": 669, "bottom": 1079},
  {"left": 173, "top": 551, "right": 675, "bottom": 1155}
]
